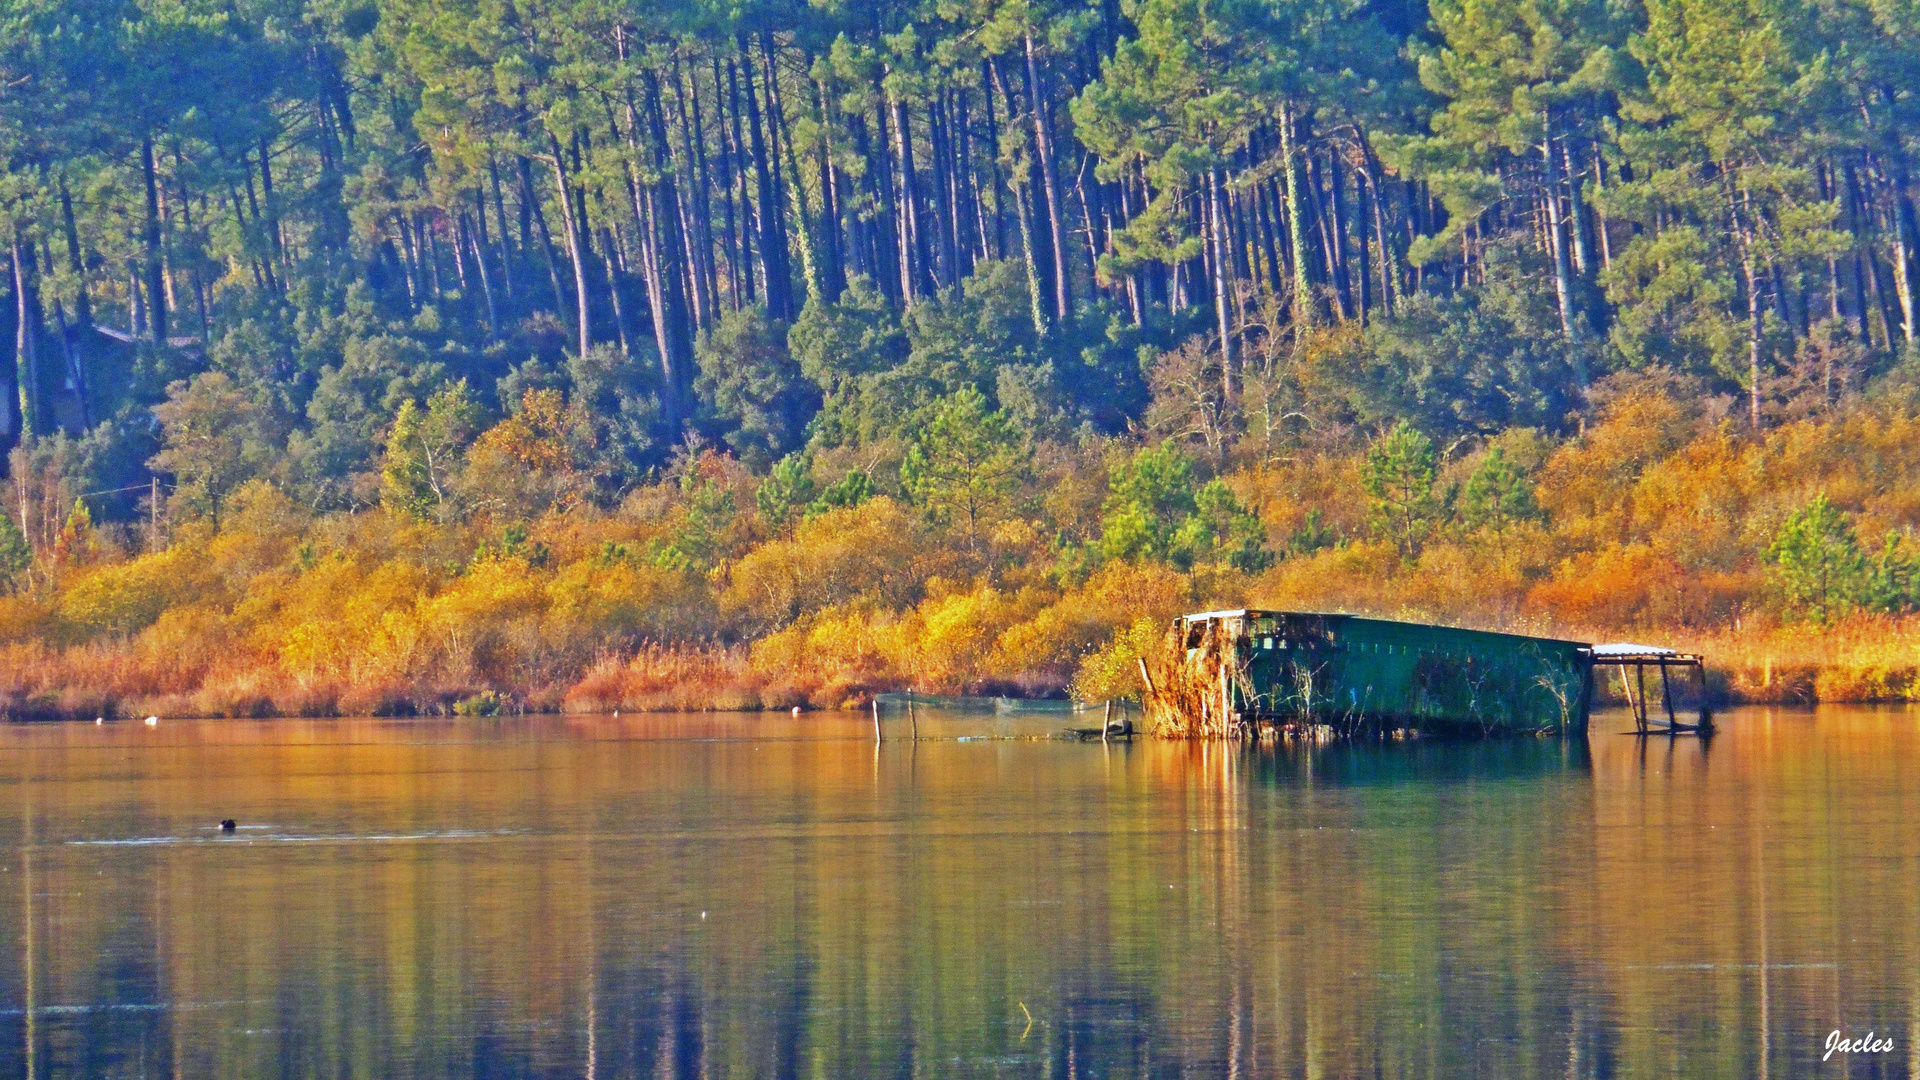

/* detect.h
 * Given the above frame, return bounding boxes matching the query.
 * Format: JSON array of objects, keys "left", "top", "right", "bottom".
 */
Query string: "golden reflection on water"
[{"left": 0, "top": 706, "right": 1914, "bottom": 1078}]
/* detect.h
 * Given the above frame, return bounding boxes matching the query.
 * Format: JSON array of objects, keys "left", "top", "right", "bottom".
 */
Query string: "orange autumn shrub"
[
  {"left": 991, "top": 562, "right": 1194, "bottom": 691},
  {"left": 1525, "top": 544, "right": 1757, "bottom": 629}
]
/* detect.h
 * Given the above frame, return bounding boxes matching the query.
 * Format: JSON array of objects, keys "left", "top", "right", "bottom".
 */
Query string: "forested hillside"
[{"left": 4, "top": 0, "right": 1920, "bottom": 717}]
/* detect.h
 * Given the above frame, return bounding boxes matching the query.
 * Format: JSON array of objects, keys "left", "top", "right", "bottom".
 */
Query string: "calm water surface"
[{"left": 0, "top": 706, "right": 1916, "bottom": 1078}]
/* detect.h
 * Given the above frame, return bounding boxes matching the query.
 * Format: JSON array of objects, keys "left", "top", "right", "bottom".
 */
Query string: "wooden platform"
[{"left": 1591, "top": 645, "right": 1712, "bottom": 736}]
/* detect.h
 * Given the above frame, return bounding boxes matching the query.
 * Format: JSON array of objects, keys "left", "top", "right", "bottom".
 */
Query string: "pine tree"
[
  {"left": 1767, "top": 493, "right": 1868, "bottom": 623},
  {"left": 1363, "top": 421, "right": 1443, "bottom": 557}
]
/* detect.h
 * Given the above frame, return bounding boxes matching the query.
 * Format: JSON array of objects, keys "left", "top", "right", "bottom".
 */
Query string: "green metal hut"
[{"left": 1140, "top": 610, "right": 1698, "bottom": 739}]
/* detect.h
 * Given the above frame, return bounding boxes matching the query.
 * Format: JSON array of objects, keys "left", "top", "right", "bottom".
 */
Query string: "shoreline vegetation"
[
  {"left": 9, "top": 607, "right": 1920, "bottom": 723},
  {"left": 10, "top": 0, "right": 1920, "bottom": 720},
  {"left": 8, "top": 381, "right": 1920, "bottom": 722}
]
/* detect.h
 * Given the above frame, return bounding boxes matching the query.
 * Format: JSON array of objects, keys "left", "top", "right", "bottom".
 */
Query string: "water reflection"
[{"left": 0, "top": 707, "right": 1913, "bottom": 1077}]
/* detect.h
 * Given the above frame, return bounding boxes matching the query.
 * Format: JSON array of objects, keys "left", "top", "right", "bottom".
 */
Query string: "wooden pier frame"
[{"left": 1594, "top": 649, "right": 1712, "bottom": 736}]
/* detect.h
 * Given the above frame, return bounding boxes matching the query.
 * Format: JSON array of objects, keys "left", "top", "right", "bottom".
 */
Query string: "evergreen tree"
[
  {"left": 756, "top": 453, "right": 817, "bottom": 536},
  {"left": 1461, "top": 447, "right": 1540, "bottom": 533},
  {"left": 1363, "top": 421, "right": 1443, "bottom": 557},
  {"left": 0, "top": 508, "right": 31, "bottom": 590},
  {"left": 1768, "top": 493, "right": 1868, "bottom": 623},
  {"left": 901, "top": 388, "right": 1030, "bottom": 553}
]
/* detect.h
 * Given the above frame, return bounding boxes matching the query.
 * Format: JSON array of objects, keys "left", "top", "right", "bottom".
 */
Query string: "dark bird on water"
[{"left": 220, "top": 819, "right": 236, "bottom": 832}]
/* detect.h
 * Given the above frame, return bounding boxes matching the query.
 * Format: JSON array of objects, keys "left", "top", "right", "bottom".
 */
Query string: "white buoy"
[
  {"left": 95, "top": 717, "right": 103, "bottom": 725},
  {"left": 144, "top": 716, "right": 158, "bottom": 727},
  {"left": 791, "top": 706, "right": 801, "bottom": 717}
]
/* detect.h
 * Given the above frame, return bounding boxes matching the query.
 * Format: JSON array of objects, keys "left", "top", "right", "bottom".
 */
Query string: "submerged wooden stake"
[{"left": 908, "top": 693, "right": 918, "bottom": 741}]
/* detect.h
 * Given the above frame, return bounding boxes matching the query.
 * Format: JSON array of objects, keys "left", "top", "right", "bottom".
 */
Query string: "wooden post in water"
[
  {"left": 872, "top": 698, "right": 881, "bottom": 742},
  {"left": 908, "top": 692, "right": 918, "bottom": 741},
  {"left": 1619, "top": 664, "right": 1642, "bottom": 732},
  {"left": 1102, "top": 700, "right": 1111, "bottom": 744}
]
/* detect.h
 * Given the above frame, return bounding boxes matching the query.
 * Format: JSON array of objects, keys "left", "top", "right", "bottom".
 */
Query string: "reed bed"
[
  {"left": 4, "top": 614, "right": 1920, "bottom": 721},
  {"left": 562, "top": 643, "right": 801, "bottom": 713}
]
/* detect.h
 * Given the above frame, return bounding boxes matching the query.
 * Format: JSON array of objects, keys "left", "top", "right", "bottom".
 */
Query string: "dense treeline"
[{"left": 5, "top": 0, "right": 1920, "bottom": 716}]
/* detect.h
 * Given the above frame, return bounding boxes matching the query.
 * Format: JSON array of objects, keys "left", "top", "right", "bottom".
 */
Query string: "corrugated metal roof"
[
  {"left": 1180, "top": 609, "right": 1255, "bottom": 621},
  {"left": 1591, "top": 643, "right": 1677, "bottom": 656}
]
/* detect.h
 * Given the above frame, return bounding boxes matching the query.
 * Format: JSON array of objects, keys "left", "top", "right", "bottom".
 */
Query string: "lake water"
[{"left": 0, "top": 706, "right": 1915, "bottom": 1078}]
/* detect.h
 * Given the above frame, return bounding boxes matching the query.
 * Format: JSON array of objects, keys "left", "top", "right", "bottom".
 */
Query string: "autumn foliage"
[{"left": 7, "top": 369, "right": 1920, "bottom": 718}]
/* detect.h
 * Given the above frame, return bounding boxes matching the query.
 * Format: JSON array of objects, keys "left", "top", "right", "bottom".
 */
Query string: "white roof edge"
[{"left": 1590, "top": 643, "right": 1678, "bottom": 656}]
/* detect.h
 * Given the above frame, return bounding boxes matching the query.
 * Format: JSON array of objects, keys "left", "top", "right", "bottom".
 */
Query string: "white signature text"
[{"left": 1824, "top": 1030, "right": 1894, "bottom": 1062}]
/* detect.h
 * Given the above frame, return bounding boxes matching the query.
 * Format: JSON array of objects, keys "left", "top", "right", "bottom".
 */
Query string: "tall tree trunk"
[
  {"left": 1254, "top": 177, "right": 1284, "bottom": 301},
  {"left": 683, "top": 60, "right": 725, "bottom": 319},
  {"left": 140, "top": 139, "right": 169, "bottom": 343},
  {"left": 926, "top": 94, "right": 955, "bottom": 287},
  {"left": 865, "top": 98, "right": 904, "bottom": 306},
  {"left": 989, "top": 61, "right": 1047, "bottom": 333},
  {"left": 725, "top": 58, "right": 757, "bottom": 307},
  {"left": 168, "top": 149, "right": 210, "bottom": 339},
  {"left": 547, "top": 133, "right": 593, "bottom": 356},
  {"left": 12, "top": 240, "right": 42, "bottom": 439},
  {"left": 1563, "top": 139, "right": 1592, "bottom": 277},
  {"left": 598, "top": 227, "right": 636, "bottom": 358},
  {"left": 814, "top": 78, "right": 848, "bottom": 303},
  {"left": 981, "top": 64, "right": 1008, "bottom": 260},
  {"left": 1023, "top": 35, "right": 1071, "bottom": 323},
  {"left": 57, "top": 177, "right": 90, "bottom": 330},
  {"left": 450, "top": 208, "right": 474, "bottom": 298},
  {"left": 1326, "top": 150, "right": 1353, "bottom": 319},
  {"left": 1840, "top": 162, "right": 1869, "bottom": 340},
  {"left": 761, "top": 32, "right": 819, "bottom": 307},
  {"left": 1738, "top": 221, "right": 1764, "bottom": 430},
  {"left": 423, "top": 213, "right": 444, "bottom": 299},
  {"left": 1355, "top": 173, "right": 1372, "bottom": 325},
  {"left": 660, "top": 67, "right": 711, "bottom": 335},
  {"left": 488, "top": 154, "right": 517, "bottom": 307},
  {"left": 889, "top": 85, "right": 934, "bottom": 305},
  {"left": 1892, "top": 166, "right": 1920, "bottom": 343},
  {"left": 712, "top": 56, "right": 745, "bottom": 311},
  {"left": 1208, "top": 167, "right": 1235, "bottom": 398},
  {"left": 466, "top": 207, "right": 500, "bottom": 336},
  {"left": 523, "top": 156, "right": 559, "bottom": 309},
  {"left": 1013, "top": 176, "right": 1047, "bottom": 333},
  {"left": 740, "top": 36, "right": 791, "bottom": 320},
  {"left": 633, "top": 74, "right": 698, "bottom": 433},
  {"left": 1280, "top": 105, "right": 1314, "bottom": 327},
  {"left": 1589, "top": 138, "right": 1614, "bottom": 271},
  {"left": 257, "top": 138, "right": 287, "bottom": 283},
  {"left": 1542, "top": 121, "right": 1580, "bottom": 343},
  {"left": 0, "top": 256, "right": 17, "bottom": 449},
  {"left": 954, "top": 87, "right": 982, "bottom": 274}
]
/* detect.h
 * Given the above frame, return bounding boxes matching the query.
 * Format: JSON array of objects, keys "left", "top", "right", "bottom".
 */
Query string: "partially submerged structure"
[{"left": 1140, "top": 610, "right": 1707, "bottom": 739}]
